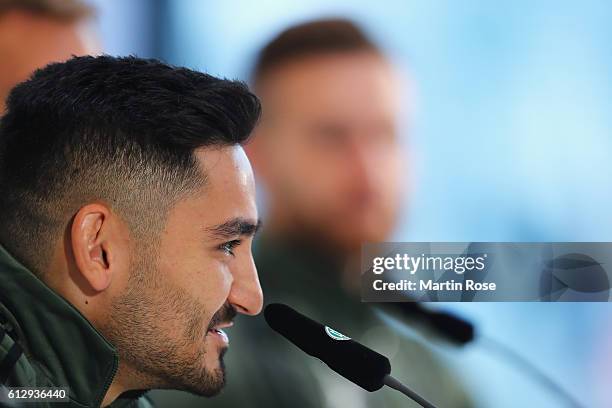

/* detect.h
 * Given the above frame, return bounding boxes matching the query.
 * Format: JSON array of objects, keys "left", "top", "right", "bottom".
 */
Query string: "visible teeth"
[
  {"left": 206, "top": 328, "right": 229, "bottom": 342},
  {"left": 217, "top": 329, "right": 228, "bottom": 343}
]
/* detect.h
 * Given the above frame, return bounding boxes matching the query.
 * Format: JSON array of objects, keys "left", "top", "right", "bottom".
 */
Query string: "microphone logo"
[{"left": 325, "top": 326, "right": 351, "bottom": 341}]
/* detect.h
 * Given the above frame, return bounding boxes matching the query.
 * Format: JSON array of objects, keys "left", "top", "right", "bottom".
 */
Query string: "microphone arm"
[{"left": 383, "top": 375, "right": 438, "bottom": 408}]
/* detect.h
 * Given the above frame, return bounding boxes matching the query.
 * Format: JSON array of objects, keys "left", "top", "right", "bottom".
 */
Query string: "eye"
[{"left": 219, "top": 239, "right": 241, "bottom": 256}]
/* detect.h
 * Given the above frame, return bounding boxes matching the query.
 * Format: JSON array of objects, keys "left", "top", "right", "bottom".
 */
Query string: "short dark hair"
[
  {"left": 251, "top": 18, "right": 382, "bottom": 86},
  {"left": 0, "top": 55, "right": 261, "bottom": 276}
]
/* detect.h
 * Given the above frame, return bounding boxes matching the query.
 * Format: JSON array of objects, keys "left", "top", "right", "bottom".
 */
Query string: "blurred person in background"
[
  {"left": 152, "top": 18, "right": 473, "bottom": 408},
  {"left": 0, "top": 0, "right": 98, "bottom": 113}
]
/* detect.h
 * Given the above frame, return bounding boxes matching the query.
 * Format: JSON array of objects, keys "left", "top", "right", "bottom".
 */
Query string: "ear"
[{"left": 70, "top": 203, "right": 114, "bottom": 292}]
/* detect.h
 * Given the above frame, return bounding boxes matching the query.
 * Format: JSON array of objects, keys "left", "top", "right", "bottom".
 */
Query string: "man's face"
[
  {"left": 252, "top": 52, "right": 406, "bottom": 250},
  {"left": 105, "top": 146, "right": 263, "bottom": 396},
  {"left": 0, "top": 10, "right": 96, "bottom": 112}
]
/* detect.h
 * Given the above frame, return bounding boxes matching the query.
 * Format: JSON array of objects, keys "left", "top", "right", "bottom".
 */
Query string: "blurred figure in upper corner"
[
  {"left": 151, "top": 18, "right": 474, "bottom": 408},
  {"left": 0, "top": 0, "right": 98, "bottom": 113}
]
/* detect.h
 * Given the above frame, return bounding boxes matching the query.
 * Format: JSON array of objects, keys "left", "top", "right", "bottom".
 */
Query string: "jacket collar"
[{"left": 0, "top": 244, "right": 118, "bottom": 406}]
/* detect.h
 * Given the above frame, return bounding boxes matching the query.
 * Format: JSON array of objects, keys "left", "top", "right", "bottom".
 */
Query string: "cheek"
[
  {"left": 157, "top": 249, "right": 233, "bottom": 309},
  {"left": 373, "top": 149, "right": 404, "bottom": 195},
  {"left": 281, "top": 148, "right": 346, "bottom": 196},
  {"left": 190, "top": 261, "right": 233, "bottom": 310}
]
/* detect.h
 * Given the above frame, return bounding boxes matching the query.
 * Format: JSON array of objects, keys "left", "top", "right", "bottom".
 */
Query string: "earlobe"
[{"left": 71, "top": 204, "right": 113, "bottom": 292}]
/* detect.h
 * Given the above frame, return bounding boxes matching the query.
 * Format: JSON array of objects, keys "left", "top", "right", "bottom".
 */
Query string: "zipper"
[{"left": 97, "top": 352, "right": 119, "bottom": 407}]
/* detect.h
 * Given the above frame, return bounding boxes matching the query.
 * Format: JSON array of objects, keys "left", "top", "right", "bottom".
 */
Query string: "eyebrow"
[{"left": 205, "top": 217, "right": 262, "bottom": 240}]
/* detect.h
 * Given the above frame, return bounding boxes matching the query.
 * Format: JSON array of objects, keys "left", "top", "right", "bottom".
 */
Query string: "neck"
[
  {"left": 100, "top": 364, "right": 137, "bottom": 407},
  {"left": 102, "top": 381, "right": 124, "bottom": 407},
  {"left": 102, "top": 361, "right": 158, "bottom": 406}
]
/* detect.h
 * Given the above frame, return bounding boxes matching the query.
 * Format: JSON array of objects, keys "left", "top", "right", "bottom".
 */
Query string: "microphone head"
[
  {"left": 384, "top": 302, "right": 475, "bottom": 345},
  {"left": 264, "top": 303, "right": 391, "bottom": 392},
  {"left": 427, "top": 310, "right": 475, "bottom": 345}
]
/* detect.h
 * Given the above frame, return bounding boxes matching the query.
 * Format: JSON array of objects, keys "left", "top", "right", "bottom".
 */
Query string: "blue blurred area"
[
  {"left": 90, "top": 1, "right": 612, "bottom": 406},
  {"left": 158, "top": 0, "right": 612, "bottom": 243}
]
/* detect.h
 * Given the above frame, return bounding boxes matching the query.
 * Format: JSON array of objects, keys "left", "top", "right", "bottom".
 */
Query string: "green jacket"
[{"left": 0, "top": 244, "right": 152, "bottom": 408}]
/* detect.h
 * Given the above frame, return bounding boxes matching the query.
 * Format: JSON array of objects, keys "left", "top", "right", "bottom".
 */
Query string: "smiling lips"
[{"left": 207, "top": 322, "right": 233, "bottom": 344}]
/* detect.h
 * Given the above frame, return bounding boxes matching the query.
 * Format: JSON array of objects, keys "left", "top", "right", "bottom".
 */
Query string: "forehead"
[
  {"left": 196, "top": 145, "right": 254, "bottom": 187},
  {"left": 0, "top": 11, "right": 91, "bottom": 62},
  {"left": 179, "top": 146, "right": 257, "bottom": 227},
  {"left": 0, "top": 12, "right": 96, "bottom": 94},
  {"left": 259, "top": 52, "right": 400, "bottom": 119}
]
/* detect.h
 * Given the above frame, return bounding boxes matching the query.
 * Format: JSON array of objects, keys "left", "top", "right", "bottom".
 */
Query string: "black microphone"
[
  {"left": 377, "top": 302, "right": 475, "bottom": 345},
  {"left": 264, "top": 303, "right": 437, "bottom": 408}
]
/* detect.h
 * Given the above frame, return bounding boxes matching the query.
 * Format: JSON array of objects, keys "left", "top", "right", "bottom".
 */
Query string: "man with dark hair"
[
  {"left": 0, "top": 0, "right": 97, "bottom": 112},
  {"left": 185, "top": 18, "right": 473, "bottom": 408},
  {"left": 0, "top": 55, "right": 264, "bottom": 407},
  {"left": 248, "top": 18, "right": 400, "bottom": 253}
]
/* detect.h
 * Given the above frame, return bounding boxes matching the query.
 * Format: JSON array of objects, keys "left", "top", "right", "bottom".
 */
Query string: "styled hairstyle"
[
  {"left": 0, "top": 0, "right": 94, "bottom": 21},
  {"left": 0, "top": 55, "right": 261, "bottom": 275},
  {"left": 251, "top": 18, "right": 382, "bottom": 86}
]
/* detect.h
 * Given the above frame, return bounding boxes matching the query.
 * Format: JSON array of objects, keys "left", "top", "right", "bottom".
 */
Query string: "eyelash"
[{"left": 219, "top": 239, "right": 242, "bottom": 256}]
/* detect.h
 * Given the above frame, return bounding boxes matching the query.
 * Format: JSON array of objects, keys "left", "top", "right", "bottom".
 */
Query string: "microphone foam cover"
[
  {"left": 264, "top": 303, "right": 391, "bottom": 392},
  {"left": 427, "top": 310, "right": 475, "bottom": 345},
  {"left": 386, "top": 302, "right": 475, "bottom": 345}
]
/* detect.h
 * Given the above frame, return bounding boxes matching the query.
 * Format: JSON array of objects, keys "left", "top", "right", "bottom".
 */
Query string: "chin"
[
  {"left": 179, "top": 360, "right": 226, "bottom": 398},
  {"left": 158, "top": 344, "right": 227, "bottom": 397},
  {"left": 203, "top": 346, "right": 228, "bottom": 390},
  {"left": 332, "top": 227, "right": 387, "bottom": 249},
  {"left": 201, "top": 357, "right": 227, "bottom": 397}
]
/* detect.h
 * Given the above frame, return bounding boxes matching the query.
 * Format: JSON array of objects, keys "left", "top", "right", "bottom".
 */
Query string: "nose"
[{"left": 227, "top": 254, "right": 264, "bottom": 316}]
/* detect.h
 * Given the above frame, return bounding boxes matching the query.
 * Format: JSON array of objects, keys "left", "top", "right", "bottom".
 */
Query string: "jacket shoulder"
[{"left": 0, "top": 328, "right": 38, "bottom": 387}]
